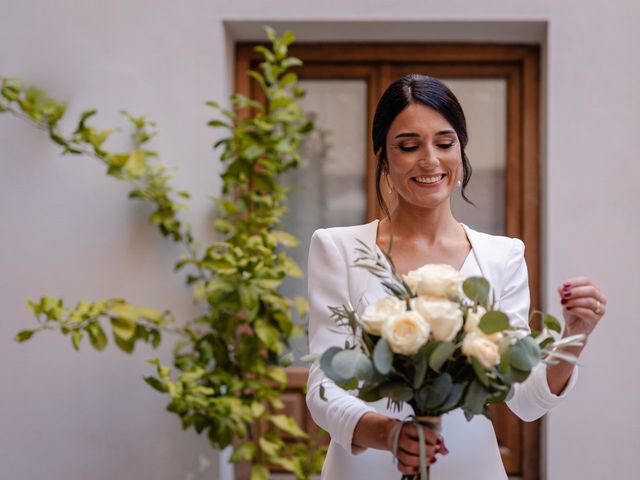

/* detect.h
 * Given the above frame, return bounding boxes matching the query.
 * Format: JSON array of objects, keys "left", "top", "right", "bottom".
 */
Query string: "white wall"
[{"left": 2, "top": 1, "right": 639, "bottom": 479}]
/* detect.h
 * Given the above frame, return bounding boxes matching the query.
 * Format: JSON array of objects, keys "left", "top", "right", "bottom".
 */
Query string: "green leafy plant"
[{"left": 3, "top": 25, "right": 325, "bottom": 479}]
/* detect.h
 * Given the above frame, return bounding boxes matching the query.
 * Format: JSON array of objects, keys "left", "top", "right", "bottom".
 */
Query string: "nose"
[{"left": 418, "top": 147, "right": 439, "bottom": 169}]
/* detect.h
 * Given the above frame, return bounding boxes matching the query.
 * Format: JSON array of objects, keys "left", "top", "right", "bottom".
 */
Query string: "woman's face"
[{"left": 384, "top": 103, "right": 463, "bottom": 211}]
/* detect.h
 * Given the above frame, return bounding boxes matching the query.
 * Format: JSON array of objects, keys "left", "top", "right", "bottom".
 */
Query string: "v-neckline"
[{"left": 371, "top": 219, "right": 474, "bottom": 273}]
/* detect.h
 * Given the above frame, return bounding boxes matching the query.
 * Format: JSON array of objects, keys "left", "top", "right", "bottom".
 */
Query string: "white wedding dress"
[{"left": 305, "top": 220, "right": 578, "bottom": 480}]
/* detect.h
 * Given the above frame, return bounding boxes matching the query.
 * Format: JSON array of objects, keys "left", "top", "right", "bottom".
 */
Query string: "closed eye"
[
  {"left": 399, "top": 146, "right": 419, "bottom": 152},
  {"left": 437, "top": 143, "right": 455, "bottom": 149}
]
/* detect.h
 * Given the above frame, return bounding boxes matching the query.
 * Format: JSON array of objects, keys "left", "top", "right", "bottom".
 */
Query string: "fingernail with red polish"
[
  {"left": 567, "top": 307, "right": 572, "bottom": 310},
  {"left": 561, "top": 299, "right": 567, "bottom": 305},
  {"left": 563, "top": 282, "right": 572, "bottom": 288}
]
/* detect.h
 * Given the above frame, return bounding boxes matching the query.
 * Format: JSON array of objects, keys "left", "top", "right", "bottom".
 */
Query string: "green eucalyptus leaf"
[
  {"left": 320, "top": 346, "right": 347, "bottom": 383},
  {"left": 331, "top": 349, "right": 373, "bottom": 381},
  {"left": 429, "top": 341, "right": 455, "bottom": 373},
  {"left": 464, "top": 379, "right": 490, "bottom": 416},
  {"left": 358, "top": 384, "right": 385, "bottom": 402},
  {"left": 380, "top": 382, "right": 414, "bottom": 402},
  {"left": 438, "top": 383, "right": 464, "bottom": 413},
  {"left": 508, "top": 336, "right": 541, "bottom": 371},
  {"left": 463, "top": 276, "right": 490, "bottom": 304},
  {"left": 373, "top": 338, "right": 393, "bottom": 375},
  {"left": 413, "top": 349, "right": 429, "bottom": 389},
  {"left": 417, "top": 373, "right": 453, "bottom": 411},
  {"left": 471, "top": 356, "right": 491, "bottom": 387},
  {"left": 478, "top": 311, "right": 510, "bottom": 334}
]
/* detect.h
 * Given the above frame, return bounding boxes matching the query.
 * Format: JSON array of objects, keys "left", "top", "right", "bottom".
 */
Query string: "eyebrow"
[{"left": 394, "top": 129, "right": 456, "bottom": 139}]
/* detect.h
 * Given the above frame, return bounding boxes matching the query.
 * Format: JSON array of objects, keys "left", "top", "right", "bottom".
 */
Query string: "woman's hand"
[
  {"left": 557, "top": 276, "right": 607, "bottom": 338},
  {"left": 387, "top": 418, "right": 448, "bottom": 476}
]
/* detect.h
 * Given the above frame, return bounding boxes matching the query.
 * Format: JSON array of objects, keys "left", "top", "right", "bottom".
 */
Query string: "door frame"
[{"left": 235, "top": 41, "right": 541, "bottom": 480}]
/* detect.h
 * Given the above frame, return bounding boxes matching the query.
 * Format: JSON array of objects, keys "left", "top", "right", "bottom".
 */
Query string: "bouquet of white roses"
[{"left": 318, "top": 241, "right": 584, "bottom": 480}]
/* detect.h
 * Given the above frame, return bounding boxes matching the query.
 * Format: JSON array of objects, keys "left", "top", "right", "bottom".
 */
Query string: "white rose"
[
  {"left": 403, "top": 264, "right": 465, "bottom": 300},
  {"left": 411, "top": 297, "right": 463, "bottom": 342},
  {"left": 464, "top": 305, "right": 487, "bottom": 333},
  {"left": 382, "top": 311, "right": 431, "bottom": 355},
  {"left": 462, "top": 331, "right": 501, "bottom": 369},
  {"left": 360, "top": 296, "right": 406, "bottom": 335}
]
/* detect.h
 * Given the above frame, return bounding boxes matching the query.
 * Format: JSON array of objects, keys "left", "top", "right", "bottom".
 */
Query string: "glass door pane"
[
  {"left": 280, "top": 79, "right": 369, "bottom": 358},
  {"left": 441, "top": 78, "right": 508, "bottom": 235}
]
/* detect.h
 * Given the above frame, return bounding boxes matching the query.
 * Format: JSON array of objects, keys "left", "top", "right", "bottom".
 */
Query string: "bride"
[{"left": 305, "top": 74, "right": 606, "bottom": 479}]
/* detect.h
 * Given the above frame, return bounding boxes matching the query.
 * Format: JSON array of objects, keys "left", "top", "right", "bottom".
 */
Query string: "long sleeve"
[
  {"left": 305, "top": 229, "right": 377, "bottom": 454},
  {"left": 501, "top": 238, "right": 579, "bottom": 422}
]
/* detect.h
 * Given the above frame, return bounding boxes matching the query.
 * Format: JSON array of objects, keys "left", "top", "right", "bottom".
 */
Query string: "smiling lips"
[{"left": 412, "top": 173, "right": 447, "bottom": 185}]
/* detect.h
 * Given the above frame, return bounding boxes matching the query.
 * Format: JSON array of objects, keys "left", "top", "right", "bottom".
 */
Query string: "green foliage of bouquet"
[
  {"left": 3, "top": 26, "right": 324, "bottom": 480},
  {"left": 319, "top": 241, "right": 585, "bottom": 479}
]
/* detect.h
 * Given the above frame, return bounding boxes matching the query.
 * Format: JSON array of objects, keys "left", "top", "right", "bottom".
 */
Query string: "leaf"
[
  {"left": 413, "top": 349, "right": 429, "bottom": 389},
  {"left": 429, "top": 341, "right": 456, "bottom": 373},
  {"left": 417, "top": 373, "right": 452, "bottom": 411},
  {"left": 293, "top": 296, "right": 308, "bottom": 318},
  {"left": 331, "top": 349, "right": 373, "bottom": 381},
  {"left": 71, "top": 329, "right": 83, "bottom": 351},
  {"left": 109, "top": 303, "right": 139, "bottom": 322},
  {"left": 543, "top": 314, "right": 562, "bottom": 333},
  {"left": 508, "top": 336, "right": 541, "bottom": 372},
  {"left": 438, "top": 383, "right": 464, "bottom": 413},
  {"left": 87, "top": 322, "right": 108, "bottom": 350},
  {"left": 358, "top": 384, "right": 384, "bottom": 402},
  {"left": 270, "top": 414, "right": 308, "bottom": 439},
  {"left": 279, "top": 352, "right": 294, "bottom": 367},
  {"left": 254, "top": 320, "right": 282, "bottom": 353},
  {"left": 271, "top": 230, "right": 299, "bottom": 247},
  {"left": 464, "top": 379, "right": 490, "bottom": 416},
  {"left": 15, "top": 329, "right": 35, "bottom": 342},
  {"left": 373, "top": 338, "right": 393, "bottom": 375},
  {"left": 230, "top": 441, "right": 257, "bottom": 463},
  {"left": 110, "top": 317, "right": 136, "bottom": 341},
  {"left": 478, "top": 311, "right": 510, "bottom": 334},
  {"left": 264, "top": 25, "right": 277, "bottom": 43},
  {"left": 281, "top": 30, "right": 296, "bottom": 46},
  {"left": 238, "top": 285, "right": 259, "bottom": 317},
  {"left": 113, "top": 330, "right": 135, "bottom": 354},
  {"left": 380, "top": 382, "right": 414, "bottom": 402},
  {"left": 471, "top": 356, "right": 491, "bottom": 387},
  {"left": 320, "top": 346, "right": 347, "bottom": 383},
  {"left": 281, "top": 57, "right": 303, "bottom": 69},
  {"left": 463, "top": 276, "right": 490, "bottom": 304},
  {"left": 266, "top": 367, "right": 287, "bottom": 384},
  {"left": 250, "top": 464, "right": 269, "bottom": 480},
  {"left": 143, "top": 376, "right": 168, "bottom": 393}
]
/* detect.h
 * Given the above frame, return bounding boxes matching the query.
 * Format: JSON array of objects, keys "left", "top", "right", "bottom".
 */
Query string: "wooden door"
[{"left": 235, "top": 42, "right": 541, "bottom": 480}]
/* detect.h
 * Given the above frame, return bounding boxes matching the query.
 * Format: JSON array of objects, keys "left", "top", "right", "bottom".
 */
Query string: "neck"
[{"left": 385, "top": 199, "right": 460, "bottom": 244}]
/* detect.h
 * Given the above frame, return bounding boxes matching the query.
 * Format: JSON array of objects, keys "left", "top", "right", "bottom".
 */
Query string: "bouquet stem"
[{"left": 394, "top": 415, "right": 441, "bottom": 480}]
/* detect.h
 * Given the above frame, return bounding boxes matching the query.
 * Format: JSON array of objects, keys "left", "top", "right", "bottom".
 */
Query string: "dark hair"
[{"left": 372, "top": 74, "right": 475, "bottom": 219}]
